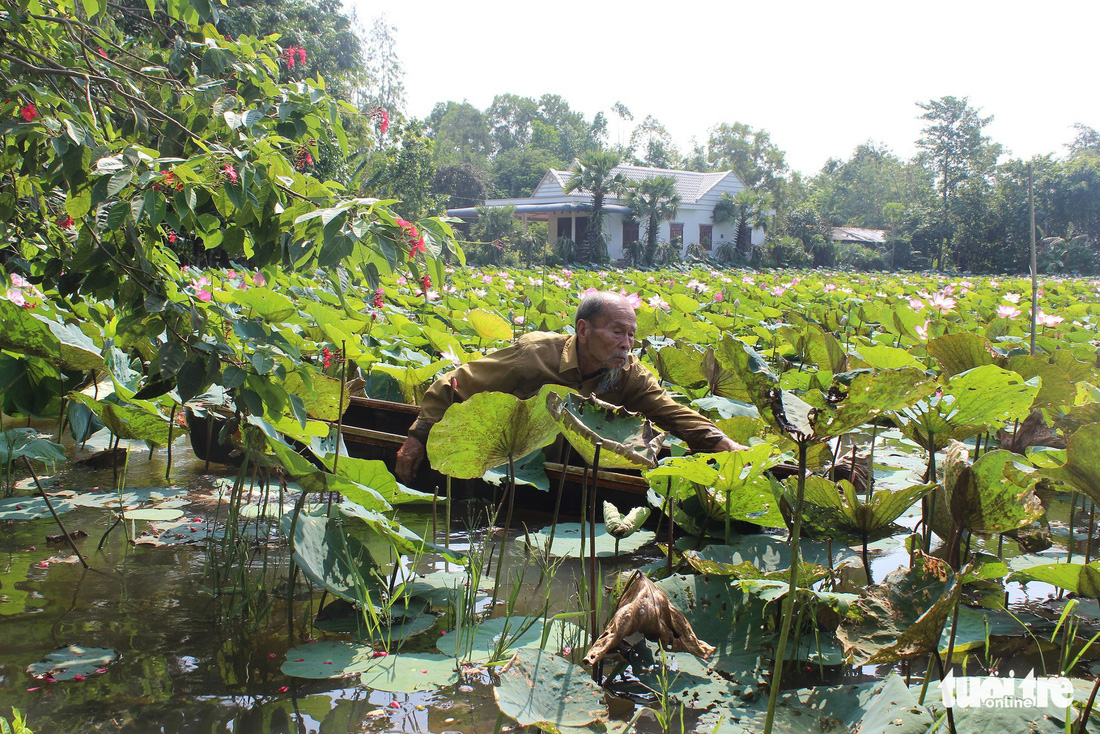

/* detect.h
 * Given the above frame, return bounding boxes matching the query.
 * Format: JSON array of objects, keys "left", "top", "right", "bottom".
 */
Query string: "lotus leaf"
[
  {"left": 436, "top": 615, "right": 583, "bottom": 663},
  {"left": 713, "top": 337, "right": 778, "bottom": 409},
  {"left": 919, "top": 677, "right": 1100, "bottom": 734},
  {"left": 799, "top": 476, "right": 933, "bottom": 542},
  {"left": 483, "top": 449, "right": 550, "bottom": 492},
  {"left": 0, "top": 495, "right": 74, "bottom": 520},
  {"left": 0, "top": 428, "right": 66, "bottom": 470},
  {"left": 280, "top": 641, "right": 376, "bottom": 679},
  {"left": 359, "top": 652, "right": 459, "bottom": 692},
  {"left": 838, "top": 552, "right": 961, "bottom": 664},
  {"left": 1008, "top": 561, "right": 1100, "bottom": 598},
  {"left": 494, "top": 648, "right": 608, "bottom": 729},
  {"left": 651, "top": 344, "right": 706, "bottom": 389},
  {"left": 949, "top": 449, "right": 1043, "bottom": 534},
  {"left": 0, "top": 301, "right": 104, "bottom": 370},
  {"left": 853, "top": 344, "right": 923, "bottom": 370},
  {"left": 927, "top": 332, "right": 997, "bottom": 376},
  {"left": 466, "top": 308, "right": 513, "bottom": 342},
  {"left": 517, "top": 522, "right": 654, "bottom": 558},
  {"left": 317, "top": 453, "right": 432, "bottom": 505},
  {"left": 283, "top": 370, "right": 343, "bottom": 421},
  {"left": 26, "top": 645, "right": 117, "bottom": 681},
  {"left": 71, "top": 394, "right": 172, "bottom": 445},
  {"left": 428, "top": 386, "right": 564, "bottom": 478},
  {"left": 822, "top": 368, "right": 937, "bottom": 437},
  {"left": 602, "top": 502, "right": 650, "bottom": 539},
  {"left": 335, "top": 501, "right": 466, "bottom": 564},
  {"left": 546, "top": 392, "right": 665, "bottom": 470},
  {"left": 281, "top": 513, "right": 386, "bottom": 605},
  {"left": 1043, "top": 423, "right": 1100, "bottom": 505}
]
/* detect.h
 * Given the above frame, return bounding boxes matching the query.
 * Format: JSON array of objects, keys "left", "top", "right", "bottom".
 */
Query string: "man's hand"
[
  {"left": 712, "top": 436, "right": 748, "bottom": 453},
  {"left": 396, "top": 436, "right": 426, "bottom": 484}
]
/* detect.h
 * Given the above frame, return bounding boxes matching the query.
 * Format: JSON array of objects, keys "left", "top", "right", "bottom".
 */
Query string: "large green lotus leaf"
[
  {"left": 436, "top": 615, "right": 583, "bottom": 663},
  {"left": 318, "top": 453, "right": 432, "bottom": 505},
  {"left": 632, "top": 651, "right": 749, "bottom": 711},
  {"left": 0, "top": 301, "right": 104, "bottom": 370},
  {"left": 283, "top": 370, "right": 343, "bottom": 421},
  {"left": 800, "top": 476, "right": 933, "bottom": 541},
  {"left": 370, "top": 359, "right": 451, "bottom": 404},
  {"left": 951, "top": 450, "right": 1043, "bottom": 534},
  {"left": 0, "top": 428, "right": 66, "bottom": 470},
  {"left": 26, "top": 645, "right": 117, "bottom": 681},
  {"left": 466, "top": 308, "right": 513, "bottom": 342},
  {"left": 713, "top": 336, "right": 778, "bottom": 410},
  {"left": 927, "top": 332, "right": 997, "bottom": 376},
  {"left": 852, "top": 344, "right": 923, "bottom": 370},
  {"left": 919, "top": 677, "right": 1100, "bottom": 734},
  {"left": 681, "top": 536, "right": 860, "bottom": 577},
  {"left": 767, "top": 388, "right": 817, "bottom": 440},
  {"left": 1043, "top": 423, "right": 1100, "bottom": 505},
  {"left": 61, "top": 487, "right": 185, "bottom": 508},
  {"left": 944, "top": 365, "right": 1039, "bottom": 432},
  {"left": 428, "top": 386, "right": 564, "bottom": 478},
  {"left": 653, "top": 574, "right": 771, "bottom": 677},
  {"left": 280, "top": 641, "right": 376, "bottom": 679},
  {"left": 652, "top": 344, "right": 706, "bottom": 390},
  {"left": 1008, "top": 561, "right": 1100, "bottom": 598},
  {"left": 822, "top": 368, "right": 937, "bottom": 437},
  {"left": 546, "top": 392, "right": 665, "bottom": 470},
  {"left": 494, "top": 648, "right": 608, "bottom": 729},
  {"left": 231, "top": 286, "right": 297, "bottom": 321},
  {"left": 71, "top": 394, "right": 171, "bottom": 445},
  {"left": 739, "top": 579, "right": 857, "bottom": 615},
  {"left": 123, "top": 507, "right": 185, "bottom": 521},
  {"left": 517, "top": 522, "right": 654, "bottom": 558},
  {"left": 360, "top": 652, "right": 459, "bottom": 692},
  {"left": 0, "top": 494, "right": 74, "bottom": 520},
  {"left": 837, "top": 553, "right": 960, "bottom": 665},
  {"left": 779, "top": 313, "right": 846, "bottom": 372},
  {"left": 734, "top": 674, "right": 934, "bottom": 734},
  {"left": 483, "top": 449, "right": 550, "bottom": 492},
  {"left": 1056, "top": 403, "right": 1100, "bottom": 438},
  {"left": 335, "top": 501, "right": 466, "bottom": 565},
  {"left": 281, "top": 513, "right": 385, "bottom": 605},
  {"left": 315, "top": 598, "right": 438, "bottom": 644},
  {"left": 602, "top": 502, "right": 651, "bottom": 539},
  {"left": 1006, "top": 354, "right": 1077, "bottom": 412}
]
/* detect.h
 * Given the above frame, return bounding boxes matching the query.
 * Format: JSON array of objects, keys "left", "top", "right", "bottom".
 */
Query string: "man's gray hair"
[{"left": 575, "top": 291, "right": 629, "bottom": 327}]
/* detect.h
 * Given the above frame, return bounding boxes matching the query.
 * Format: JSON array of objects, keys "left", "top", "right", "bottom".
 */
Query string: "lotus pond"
[{"left": 2, "top": 266, "right": 1100, "bottom": 734}]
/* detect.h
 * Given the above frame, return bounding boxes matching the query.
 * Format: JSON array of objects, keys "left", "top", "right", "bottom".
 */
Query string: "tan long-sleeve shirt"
[{"left": 408, "top": 332, "right": 728, "bottom": 452}]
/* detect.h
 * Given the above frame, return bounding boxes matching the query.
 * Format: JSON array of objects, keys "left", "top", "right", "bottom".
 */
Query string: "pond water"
[{"left": 1, "top": 429, "right": 1095, "bottom": 733}]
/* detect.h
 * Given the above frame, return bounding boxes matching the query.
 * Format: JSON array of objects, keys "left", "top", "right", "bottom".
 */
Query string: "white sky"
[{"left": 346, "top": 0, "right": 1100, "bottom": 176}]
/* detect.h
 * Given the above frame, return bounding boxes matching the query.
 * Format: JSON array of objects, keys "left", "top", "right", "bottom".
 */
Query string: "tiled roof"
[
  {"left": 548, "top": 164, "right": 738, "bottom": 204},
  {"left": 831, "top": 227, "right": 888, "bottom": 244}
]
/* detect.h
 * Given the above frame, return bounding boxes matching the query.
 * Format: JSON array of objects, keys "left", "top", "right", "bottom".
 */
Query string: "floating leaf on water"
[
  {"left": 280, "top": 641, "right": 376, "bottom": 679},
  {"left": 436, "top": 615, "right": 583, "bottom": 663},
  {"left": 26, "top": 645, "right": 117, "bottom": 681},
  {"left": 1008, "top": 561, "right": 1100, "bottom": 598},
  {"left": 122, "top": 508, "right": 185, "bottom": 521},
  {"left": 494, "top": 648, "right": 608, "bottom": 729},
  {"left": 546, "top": 392, "right": 665, "bottom": 470},
  {"left": 517, "top": 522, "right": 654, "bottom": 558},
  {"left": 919, "top": 676, "right": 1100, "bottom": 734},
  {"left": 483, "top": 449, "right": 550, "bottom": 492},
  {"left": 359, "top": 652, "right": 458, "bottom": 692},
  {"left": 0, "top": 495, "right": 74, "bottom": 520}
]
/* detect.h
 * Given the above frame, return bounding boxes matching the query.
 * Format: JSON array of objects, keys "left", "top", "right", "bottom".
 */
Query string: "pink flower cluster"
[
  {"left": 3, "top": 273, "right": 39, "bottom": 309},
  {"left": 284, "top": 45, "right": 307, "bottom": 67},
  {"left": 396, "top": 218, "right": 426, "bottom": 259}
]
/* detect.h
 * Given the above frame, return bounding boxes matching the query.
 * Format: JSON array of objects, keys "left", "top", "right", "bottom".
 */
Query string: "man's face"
[{"left": 577, "top": 301, "right": 636, "bottom": 372}]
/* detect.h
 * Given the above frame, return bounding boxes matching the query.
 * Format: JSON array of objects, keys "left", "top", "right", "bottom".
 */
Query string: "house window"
[
  {"left": 575, "top": 216, "right": 589, "bottom": 245},
  {"left": 669, "top": 222, "right": 684, "bottom": 245},
  {"left": 623, "top": 220, "right": 639, "bottom": 245},
  {"left": 555, "top": 217, "right": 572, "bottom": 242},
  {"left": 699, "top": 224, "right": 713, "bottom": 250}
]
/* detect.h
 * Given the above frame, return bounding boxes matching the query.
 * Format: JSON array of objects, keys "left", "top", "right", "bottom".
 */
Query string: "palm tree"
[
  {"left": 624, "top": 175, "right": 681, "bottom": 254},
  {"left": 713, "top": 189, "right": 773, "bottom": 259},
  {"left": 563, "top": 150, "right": 627, "bottom": 262}
]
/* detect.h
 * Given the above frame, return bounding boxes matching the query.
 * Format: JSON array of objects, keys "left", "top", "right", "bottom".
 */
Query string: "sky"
[{"left": 345, "top": 0, "right": 1100, "bottom": 176}]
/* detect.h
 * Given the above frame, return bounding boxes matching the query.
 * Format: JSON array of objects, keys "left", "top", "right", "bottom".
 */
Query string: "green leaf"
[
  {"left": 517, "top": 522, "right": 654, "bottom": 558},
  {"left": 602, "top": 502, "right": 650, "bottom": 539},
  {"left": 546, "top": 391, "right": 665, "bottom": 470},
  {"left": 466, "top": 308, "right": 512, "bottom": 342},
  {"left": 950, "top": 449, "right": 1043, "bottom": 534},
  {"left": 823, "top": 368, "right": 937, "bottom": 437},
  {"left": 71, "top": 394, "right": 171, "bottom": 445},
  {"left": 853, "top": 344, "right": 922, "bottom": 370},
  {"left": 1008, "top": 562, "right": 1100, "bottom": 598},
  {"left": 427, "top": 386, "right": 564, "bottom": 479},
  {"left": 927, "top": 332, "right": 996, "bottom": 376},
  {"left": 65, "top": 187, "right": 91, "bottom": 218},
  {"left": 494, "top": 648, "right": 608, "bottom": 729},
  {"left": 360, "top": 652, "right": 459, "bottom": 692},
  {"left": 281, "top": 640, "right": 376, "bottom": 679},
  {"left": 945, "top": 364, "right": 1040, "bottom": 432},
  {"left": 26, "top": 646, "right": 116, "bottom": 681},
  {"left": 0, "top": 428, "right": 66, "bottom": 469},
  {"left": 318, "top": 453, "right": 432, "bottom": 505},
  {"left": 0, "top": 301, "right": 104, "bottom": 370},
  {"left": 1043, "top": 423, "right": 1100, "bottom": 505}
]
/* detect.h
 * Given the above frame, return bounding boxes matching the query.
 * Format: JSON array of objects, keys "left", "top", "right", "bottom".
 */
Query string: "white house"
[{"left": 447, "top": 163, "right": 764, "bottom": 261}]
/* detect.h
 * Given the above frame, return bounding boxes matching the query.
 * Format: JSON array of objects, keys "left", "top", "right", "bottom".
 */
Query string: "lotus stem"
[
  {"left": 490, "top": 455, "right": 518, "bottom": 609},
  {"left": 1068, "top": 493, "right": 1078, "bottom": 565},
  {"left": 589, "top": 442, "right": 602, "bottom": 649},
  {"left": 666, "top": 478, "right": 675, "bottom": 577},
  {"left": 1086, "top": 501, "right": 1095, "bottom": 565},
  {"left": 763, "top": 440, "right": 808, "bottom": 734},
  {"left": 545, "top": 443, "right": 572, "bottom": 564},
  {"left": 445, "top": 475, "right": 452, "bottom": 572},
  {"left": 24, "top": 457, "right": 88, "bottom": 569},
  {"left": 867, "top": 422, "right": 878, "bottom": 503},
  {"left": 923, "top": 429, "right": 937, "bottom": 552},
  {"left": 1075, "top": 675, "right": 1100, "bottom": 734}
]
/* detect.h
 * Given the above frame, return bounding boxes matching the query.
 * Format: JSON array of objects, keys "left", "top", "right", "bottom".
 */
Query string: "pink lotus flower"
[
  {"left": 252, "top": 272, "right": 265, "bottom": 287},
  {"left": 713, "top": 292, "right": 724, "bottom": 302},
  {"left": 823, "top": 283, "right": 836, "bottom": 292},
  {"left": 579, "top": 287, "right": 599, "bottom": 299},
  {"left": 996, "top": 304, "right": 1020, "bottom": 319},
  {"left": 5, "top": 288, "right": 27, "bottom": 307},
  {"left": 481, "top": 274, "right": 493, "bottom": 284},
  {"left": 907, "top": 297, "right": 924, "bottom": 311},
  {"left": 1003, "top": 292, "right": 1021, "bottom": 304},
  {"left": 742, "top": 275, "right": 755, "bottom": 285},
  {"left": 647, "top": 294, "right": 670, "bottom": 311},
  {"left": 915, "top": 320, "right": 930, "bottom": 340},
  {"left": 195, "top": 289, "right": 212, "bottom": 303},
  {"left": 618, "top": 290, "right": 642, "bottom": 308},
  {"left": 929, "top": 292, "right": 956, "bottom": 314},
  {"left": 561, "top": 269, "right": 573, "bottom": 278},
  {"left": 512, "top": 315, "right": 525, "bottom": 325},
  {"left": 770, "top": 286, "right": 786, "bottom": 298},
  {"left": 1036, "top": 310, "right": 1064, "bottom": 327},
  {"left": 396, "top": 275, "right": 407, "bottom": 285},
  {"left": 441, "top": 346, "right": 460, "bottom": 367}
]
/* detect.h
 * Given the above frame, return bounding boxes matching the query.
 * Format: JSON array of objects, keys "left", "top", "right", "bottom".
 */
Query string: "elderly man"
[{"left": 395, "top": 291, "right": 744, "bottom": 483}]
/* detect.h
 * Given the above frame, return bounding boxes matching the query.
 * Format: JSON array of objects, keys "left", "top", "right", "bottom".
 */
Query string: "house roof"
[
  {"left": 547, "top": 164, "right": 739, "bottom": 204},
  {"left": 831, "top": 227, "right": 888, "bottom": 245}
]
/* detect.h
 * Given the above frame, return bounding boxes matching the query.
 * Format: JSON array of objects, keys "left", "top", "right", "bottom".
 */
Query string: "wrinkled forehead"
[{"left": 590, "top": 302, "right": 637, "bottom": 330}]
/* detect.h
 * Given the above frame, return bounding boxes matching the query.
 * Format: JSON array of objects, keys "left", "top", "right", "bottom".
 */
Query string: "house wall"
[{"left": 550, "top": 208, "right": 745, "bottom": 260}]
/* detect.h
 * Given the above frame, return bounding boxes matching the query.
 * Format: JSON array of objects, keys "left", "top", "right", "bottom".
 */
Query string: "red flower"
[
  {"left": 97, "top": 48, "right": 107, "bottom": 57},
  {"left": 297, "top": 47, "right": 306, "bottom": 64},
  {"left": 373, "top": 286, "right": 384, "bottom": 309},
  {"left": 167, "top": 230, "right": 177, "bottom": 244},
  {"left": 378, "top": 108, "right": 389, "bottom": 135},
  {"left": 420, "top": 275, "right": 431, "bottom": 291},
  {"left": 19, "top": 104, "right": 37, "bottom": 122},
  {"left": 222, "top": 164, "right": 238, "bottom": 184},
  {"left": 57, "top": 214, "right": 74, "bottom": 229},
  {"left": 408, "top": 237, "right": 426, "bottom": 259},
  {"left": 284, "top": 47, "right": 296, "bottom": 68},
  {"left": 277, "top": 686, "right": 289, "bottom": 694},
  {"left": 305, "top": 153, "right": 312, "bottom": 166},
  {"left": 322, "top": 346, "right": 332, "bottom": 369}
]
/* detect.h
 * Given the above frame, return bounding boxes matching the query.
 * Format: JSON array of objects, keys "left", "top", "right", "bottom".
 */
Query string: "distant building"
[
  {"left": 447, "top": 163, "right": 764, "bottom": 261},
  {"left": 831, "top": 227, "right": 888, "bottom": 247}
]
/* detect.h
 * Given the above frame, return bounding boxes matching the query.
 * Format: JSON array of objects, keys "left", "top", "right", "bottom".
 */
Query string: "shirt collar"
[{"left": 560, "top": 335, "right": 580, "bottom": 374}]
